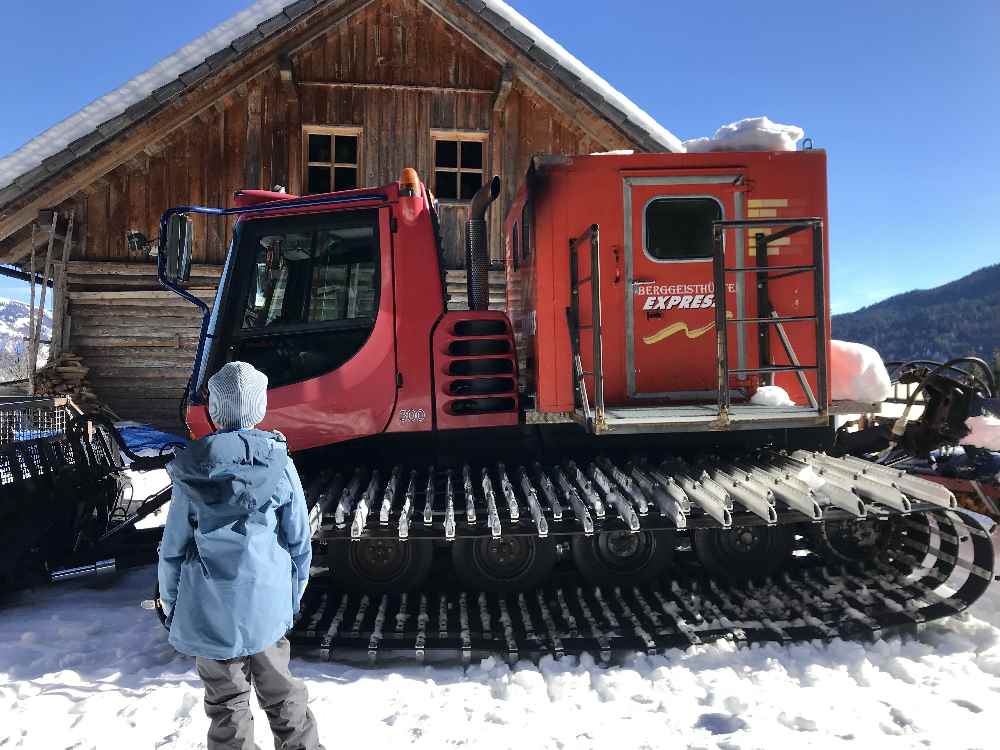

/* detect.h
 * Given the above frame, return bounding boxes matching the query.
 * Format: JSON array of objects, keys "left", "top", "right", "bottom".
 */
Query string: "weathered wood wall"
[
  {"left": 65, "top": 262, "right": 219, "bottom": 427},
  {"left": 55, "top": 0, "right": 611, "bottom": 269}
]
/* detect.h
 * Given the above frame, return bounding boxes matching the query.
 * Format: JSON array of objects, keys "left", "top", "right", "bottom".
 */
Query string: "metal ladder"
[
  {"left": 710, "top": 217, "right": 829, "bottom": 425},
  {"left": 566, "top": 224, "right": 606, "bottom": 432}
]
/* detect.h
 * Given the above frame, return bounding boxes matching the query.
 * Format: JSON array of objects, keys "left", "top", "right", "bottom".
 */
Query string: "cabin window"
[
  {"left": 644, "top": 197, "right": 722, "bottom": 261},
  {"left": 228, "top": 209, "right": 380, "bottom": 388},
  {"left": 304, "top": 127, "right": 362, "bottom": 195},
  {"left": 431, "top": 131, "right": 487, "bottom": 201}
]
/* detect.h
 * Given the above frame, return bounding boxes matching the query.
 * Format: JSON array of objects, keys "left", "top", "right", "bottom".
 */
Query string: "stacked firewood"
[{"left": 33, "top": 353, "right": 116, "bottom": 416}]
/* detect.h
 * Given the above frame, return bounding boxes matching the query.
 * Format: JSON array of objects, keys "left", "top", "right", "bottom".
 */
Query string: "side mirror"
[{"left": 164, "top": 214, "right": 193, "bottom": 282}]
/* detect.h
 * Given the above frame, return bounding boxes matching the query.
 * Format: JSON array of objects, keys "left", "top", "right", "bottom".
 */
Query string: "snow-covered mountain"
[{"left": 0, "top": 298, "right": 51, "bottom": 356}]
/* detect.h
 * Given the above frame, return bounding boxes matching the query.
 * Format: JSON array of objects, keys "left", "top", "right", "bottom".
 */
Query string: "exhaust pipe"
[{"left": 466, "top": 176, "right": 502, "bottom": 311}]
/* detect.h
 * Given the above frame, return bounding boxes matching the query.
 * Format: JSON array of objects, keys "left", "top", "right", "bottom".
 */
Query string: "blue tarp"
[{"left": 116, "top": 424, "right": 188, "bottom": 453}]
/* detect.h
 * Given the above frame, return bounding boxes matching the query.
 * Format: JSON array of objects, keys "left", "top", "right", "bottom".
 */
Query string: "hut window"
[
  {"left": 431, "top": 131, "right": 487, "bottom": 202},
  {"left": 304, "top": 127, "right": 362, "bottom": 195}
]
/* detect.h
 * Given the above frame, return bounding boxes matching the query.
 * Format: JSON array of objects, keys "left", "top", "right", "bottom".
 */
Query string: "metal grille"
[{"left": 0, "top": 397, "right": 72, "bottom": 447}]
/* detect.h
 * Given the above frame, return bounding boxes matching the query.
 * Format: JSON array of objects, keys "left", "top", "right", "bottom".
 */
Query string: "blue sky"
[{"left": 1, "top": 0, "right": 997, "bottom": 312}]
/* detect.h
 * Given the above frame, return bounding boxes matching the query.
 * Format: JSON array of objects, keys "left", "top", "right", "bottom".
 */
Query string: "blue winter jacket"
[{"left": 157, "top": 429, "right": 312, "bottom": 660}]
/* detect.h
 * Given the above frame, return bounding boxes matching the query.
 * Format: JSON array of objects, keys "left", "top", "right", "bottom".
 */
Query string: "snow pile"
[
  {"left": 683, "top": 116, "right": 805, "bottom": 153},
  {"left": 590, "top": 150, "right": 636, "bottom": 156},
  {"left": 795, "top": 465, "right": 827, "bottom": 490},
  {"left": 751, "top": 385, "right": 796, "bottom": 407},
  {"left": 2, "top": 554, "right": 999, "bottom": 749},
  {"left": 831, "top": 340, "right": 893, "bottom": 404},
  {"left": 964, "top": 415, "right": 1000, "bottom": 451}
]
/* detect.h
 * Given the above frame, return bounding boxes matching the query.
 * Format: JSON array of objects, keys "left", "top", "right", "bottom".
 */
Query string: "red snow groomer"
[{"left": 140, "top": 150, "right": 999, "bottom": 659}]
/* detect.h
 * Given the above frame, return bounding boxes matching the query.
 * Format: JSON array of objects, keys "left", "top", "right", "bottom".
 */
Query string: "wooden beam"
[
  {"left": 67, "top": 260, "right": 222, "bottom": 276},
  {"left": 278, "top": 54, "right": 298, "bottom": 101},
  {"left": 71, "top": 297, "right": 213, "bottom": 309},
  {"left": 73, "top": 336, "right": 200, "bottom": 349},
  {"left": 0, "top": 0, "right": 378, "bottom": 244},
  {"left": 68, "top": 289, "right": 216, "bottom": 301},
  {"left": 298, "top": 81, "right": 493, "bottom": 95},
  {"left": 492, "top": 65, "right": 514, "bottom": 113}
]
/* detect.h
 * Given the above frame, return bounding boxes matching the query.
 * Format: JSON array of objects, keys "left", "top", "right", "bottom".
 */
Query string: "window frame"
[
  {"left": 430, "top": 129, "right": 489, "bottom": 204},
  {"left": 302, "top": 125, "right": 364, "bottom": 196},
  {"left": 642, "top": 195, "right": 724, "bottom": 264}
]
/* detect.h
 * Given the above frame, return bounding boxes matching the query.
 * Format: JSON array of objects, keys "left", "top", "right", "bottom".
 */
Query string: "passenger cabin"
[
  {"left": 0, "top": 0, "right": 680, "bottom": 429},
  {"left": 504, "top": 151, "right": 832, "bottom": 434}
]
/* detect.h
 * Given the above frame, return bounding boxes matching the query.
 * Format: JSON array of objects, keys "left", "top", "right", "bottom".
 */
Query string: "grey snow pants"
[{"left": 195, "top": 638, "right": 324, "bottom": 750}]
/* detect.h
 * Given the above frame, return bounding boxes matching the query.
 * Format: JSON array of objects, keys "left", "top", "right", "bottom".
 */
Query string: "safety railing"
[
  {"left": 566, "top": 224, "right": 606, "bottom": 432},
  {"left": 711, "top": 218, "right": 829, "bottom": 423}
]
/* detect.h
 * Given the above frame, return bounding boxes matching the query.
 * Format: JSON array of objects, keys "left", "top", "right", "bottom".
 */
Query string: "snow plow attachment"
[
  {"left": 0, "top": 408, "right": 173, "bottom": 590},
  {"left": 287, "top": 452, "right": 997, "bottom": 663}
]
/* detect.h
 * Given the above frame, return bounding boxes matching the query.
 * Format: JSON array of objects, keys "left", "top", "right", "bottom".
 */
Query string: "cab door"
[{"left": 624, "top": 174, "right": 745, "bottom": 399}]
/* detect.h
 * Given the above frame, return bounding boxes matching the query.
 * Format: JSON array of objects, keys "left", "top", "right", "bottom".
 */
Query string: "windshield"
[
  {"left": 241, "top": 215, "right": 378, "bottom": 330},
  {"left": 200, "top": 208, "right": 382, "bottom": 391}
]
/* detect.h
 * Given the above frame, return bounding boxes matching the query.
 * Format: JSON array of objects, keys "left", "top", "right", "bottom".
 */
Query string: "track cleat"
[
  {"left": 711, "top": 467, "right": 778, "bottom": 525},
  {"left": 334, "top": 468, "right": 366, "bottom": 529},
  {"left": 462, "top": 465, "right": 477, "bottom": 525},
  {"left": 398, "top": 471, "right": 417, "bottom": 540},
  {"left": 589, "top": 464, "right": 640, "bottom": 532},
  {"left": 518, "top": 466, "right": 549, "bottom": 538},
  {"left": 535, "top": 463, "right": 564, "bottom": 521},
  {"left": 482, "top": 469, "right": 503, "bottom": 539},
  {"left": 497, "top": 463, "right": 521, "bottom": 522},
  {"left": 444, "top": 470, "right": 457, "bottom": 541},
  {"left": 423, "top": 468, "right": 435, "bottom": 526},
  {"left": 599, "top": 457, "right": 650, "bottom": 516},
  {"left": 379, "top": 467, "right": 401, "bottom": 526},
  {"left": 350, "top": 471, "right": 381, "bottom": 539},
  {"left": 553, "top": 467, "right": 594, "bottom": 534},
  {"left": 565, "top": 461, "right": 606, "bottom": 518}
]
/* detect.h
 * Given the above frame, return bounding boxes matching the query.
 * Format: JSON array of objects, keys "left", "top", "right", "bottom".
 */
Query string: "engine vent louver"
[
  {"left": 453, "top": 319, "right": 506, "bottom": 337},
  {"left": 448, "top": 339, "right": 511, "bottom": 357},
  {"left": 434, "top": 313, "right": 519, "bottom": 426}
]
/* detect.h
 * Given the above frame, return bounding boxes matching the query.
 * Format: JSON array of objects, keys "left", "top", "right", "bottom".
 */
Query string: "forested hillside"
[{"left": 832, "top": 263, "right": 1000, "bottom": 363}]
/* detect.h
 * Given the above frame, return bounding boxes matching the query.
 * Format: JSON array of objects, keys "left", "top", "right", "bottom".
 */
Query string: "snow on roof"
[
  {"left": 683, "top": 116, "right": 804, "bottom": 153},
  {"left": 479, "top": 1, "right": 682, "bottom": 152},
  {"left": 0, "top": 1, "right": 290, "bottom": 191},
  {"left": 0, "top": 0, "right": 682, "bottom": 197}
]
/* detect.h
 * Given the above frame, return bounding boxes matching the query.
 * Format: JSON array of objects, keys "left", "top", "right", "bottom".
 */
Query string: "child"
[{"left": 158, "top": 362, "right": 324, "bottom": 750}]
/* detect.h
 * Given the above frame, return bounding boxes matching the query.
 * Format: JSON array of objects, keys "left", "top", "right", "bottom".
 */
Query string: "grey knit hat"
[{"left": 208, "top": 362, "right": 269, "bottom": 430}]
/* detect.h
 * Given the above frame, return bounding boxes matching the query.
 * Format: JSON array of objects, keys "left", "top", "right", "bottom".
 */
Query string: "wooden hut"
[{"left": 0, "top": 0, "right": 680, "bottom": 428}]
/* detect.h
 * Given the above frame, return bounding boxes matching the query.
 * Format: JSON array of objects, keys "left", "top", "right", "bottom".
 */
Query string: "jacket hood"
[{"left": 168, "top": 430, "right": 289, "bottom": 521}]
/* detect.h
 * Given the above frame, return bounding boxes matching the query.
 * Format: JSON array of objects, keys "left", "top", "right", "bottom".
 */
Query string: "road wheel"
[
  {"left": 451, "top": 536, "right": 555, "bottom": 592},
  {"left": 328, "top": 538, "right": 433, "bottom": 593},
  {"left": 571, "top": 530, "right": 675, "bottom": 587},
  {"left": 692, "top": 525, "right": 794, "bottom": 581}
]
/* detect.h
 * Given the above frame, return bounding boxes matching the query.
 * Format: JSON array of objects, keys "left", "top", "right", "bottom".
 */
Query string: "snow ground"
[{"left": 2, "top": 545, "right": 999, "bottom": 750}]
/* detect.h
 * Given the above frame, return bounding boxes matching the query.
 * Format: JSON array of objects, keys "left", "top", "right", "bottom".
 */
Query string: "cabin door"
[{"left": 624, "top": 175, "right": 744, "bottom": 399}]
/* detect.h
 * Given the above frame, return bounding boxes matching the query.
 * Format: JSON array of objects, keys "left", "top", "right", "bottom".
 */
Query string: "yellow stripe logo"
[{"left": 642, "top": 312, "right": 734, "bottom": 345}]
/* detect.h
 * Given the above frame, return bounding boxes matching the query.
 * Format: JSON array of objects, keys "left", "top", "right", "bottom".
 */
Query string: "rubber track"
[{"left": 289, "top": 510, "right": 996, "bottom": 664}]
